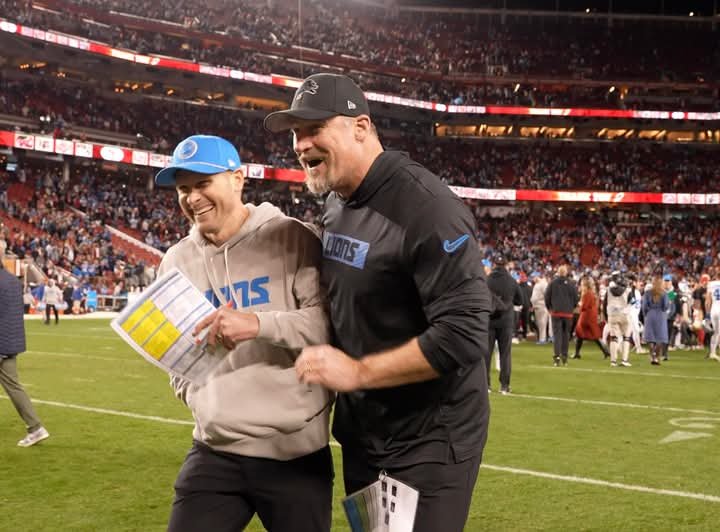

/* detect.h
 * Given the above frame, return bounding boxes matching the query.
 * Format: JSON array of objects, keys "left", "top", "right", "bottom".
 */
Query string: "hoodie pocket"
[{"left": 191, "top": 364, "right": 330, "bottom": 443}]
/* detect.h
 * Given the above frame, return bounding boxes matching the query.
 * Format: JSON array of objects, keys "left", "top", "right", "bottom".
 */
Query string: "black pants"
[
  {"left": 519, "top": 307, "right": 531, "bottom": 338},
  {"left": 45, "top": 304, "right": 58, "bottom": 324},
  {"left": 342, "top": 448, "right": 481, "bottom": 532},
  {"left": 552, "top": 317, "right": 573, "bottom": 360},
  {"left": 486, "top": 316, "right": 513, "bottom": 389},
  {"left": 575, "top": 337, "right": 610, "bottom": 358},
  {"left": 570, "top": 313, "right": 580, "bottom": 339},
  {"left": 167, "top": 441, "right": 333, "bottom": 532}
]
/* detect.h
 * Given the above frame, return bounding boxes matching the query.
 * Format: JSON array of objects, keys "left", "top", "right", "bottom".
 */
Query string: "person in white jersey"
[
  {"left": 628, "top": 274, "right": 645, "bottom": 353},
  {"left": 603, "top": 271, "right": 633, "bottom": 367},
  {"left": 705, "top": 275, "right": 720, "bottom": 361}
]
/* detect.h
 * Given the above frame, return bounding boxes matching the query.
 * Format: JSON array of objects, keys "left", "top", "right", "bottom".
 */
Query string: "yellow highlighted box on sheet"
[{"left": 144, "top": 321, "right": 182, "bottom": 360}]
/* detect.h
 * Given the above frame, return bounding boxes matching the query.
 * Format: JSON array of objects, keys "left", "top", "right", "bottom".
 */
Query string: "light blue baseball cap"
[{"left": 155, "top": 135, "right": 241, "bottom": 186}]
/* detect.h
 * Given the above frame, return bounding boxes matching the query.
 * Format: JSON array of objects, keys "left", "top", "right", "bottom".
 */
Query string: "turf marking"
[
  {"left": 526, "top": 364, "right": 720, "bottom": 382},
  {"left": 479, "top": 464, "right": 720, "bottom": 503},
  {"left": 508, "top": 393, "right": 720, "bottom": 416},
  {"left": 3, "top": 395, "right": 719, "bottom": 503}
]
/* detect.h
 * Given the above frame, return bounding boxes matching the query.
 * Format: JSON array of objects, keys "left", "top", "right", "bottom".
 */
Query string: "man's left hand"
[
  {"left": 295, "top": 345, "right": 364, "bottom": 392},
  {"left": 193, "top": 304, "right": 259, "bottom": 350}
]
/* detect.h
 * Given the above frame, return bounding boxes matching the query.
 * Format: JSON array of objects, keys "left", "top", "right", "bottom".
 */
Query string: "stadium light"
[{"left": 689, "top": 12, "right": 694, "bottom": 16}]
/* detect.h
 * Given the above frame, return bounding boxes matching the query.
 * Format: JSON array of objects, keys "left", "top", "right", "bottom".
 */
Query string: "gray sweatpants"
[{"left": 0, "top": 356, "right": 42, "bottom": 432}]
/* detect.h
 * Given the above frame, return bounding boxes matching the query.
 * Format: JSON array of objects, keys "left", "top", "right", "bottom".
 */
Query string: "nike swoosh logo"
[{"left": 443, "top": 234, "right": 470, "bottom": 253}]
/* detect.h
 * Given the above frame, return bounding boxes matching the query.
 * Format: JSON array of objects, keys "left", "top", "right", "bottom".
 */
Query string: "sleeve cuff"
[{"left": 255, "top": 311, "right": 276, "bottom": 343}]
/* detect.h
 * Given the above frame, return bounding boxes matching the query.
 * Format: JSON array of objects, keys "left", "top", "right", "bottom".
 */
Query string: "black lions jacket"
[{"left": 322, "top": 150, "right": 492, "bottom": 468}]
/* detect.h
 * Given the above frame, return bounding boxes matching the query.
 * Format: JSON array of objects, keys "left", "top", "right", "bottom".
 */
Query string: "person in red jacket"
[{"left": 573, "top": 276, "right": 610, "bottom": 359}]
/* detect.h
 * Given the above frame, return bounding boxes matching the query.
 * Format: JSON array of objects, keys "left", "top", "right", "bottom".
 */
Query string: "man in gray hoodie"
[{"left": 155, "top": 135, "right": 333, "bottom": 532}]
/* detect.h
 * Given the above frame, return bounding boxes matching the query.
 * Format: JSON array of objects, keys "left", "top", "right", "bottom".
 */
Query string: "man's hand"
[
  {"left": 193, "top": 303, "right": 259, "bottom": 350},
  {"left": 295, "top": 345, "right": 364, "bottom": 392}
]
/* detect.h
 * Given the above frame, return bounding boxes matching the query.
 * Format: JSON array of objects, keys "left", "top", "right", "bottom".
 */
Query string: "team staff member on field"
[
  {"left": 545, "top": 264, "right": 579, "bottom": 366},
  {"left": 0, "top": 260, "right": 50, "bottom": 447},
  {"left": 155, "top": 135, "right": 333, "bottom": 532},
  {"left": 486, "top": 255, "right": 522, "bottom": 394},
  {"left": 265, "top": 73, "right": 492, "bottom": 532}
]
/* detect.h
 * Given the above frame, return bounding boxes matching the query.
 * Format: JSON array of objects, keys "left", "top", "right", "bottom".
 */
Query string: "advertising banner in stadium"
[
  {"left": 2, "top": 17, "right": 719, "bottom": 122},
  {"left": 2, "top": 129, "right": 717, "bottom": 205}
]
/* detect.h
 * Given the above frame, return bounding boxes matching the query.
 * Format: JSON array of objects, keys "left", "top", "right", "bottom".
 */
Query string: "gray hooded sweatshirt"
[{"left": 158, "top": 202, "right": 332, "bottom": 460}]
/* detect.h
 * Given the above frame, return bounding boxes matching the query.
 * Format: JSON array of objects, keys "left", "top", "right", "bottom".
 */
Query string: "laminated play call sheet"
[{"left": 111, "top": 268, "right": 225, "bottom": 384}]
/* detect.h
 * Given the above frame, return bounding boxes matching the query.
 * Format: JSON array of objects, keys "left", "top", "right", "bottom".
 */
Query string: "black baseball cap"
[{"left": 264, "top": 73, "right": 370, "bottom": 133}]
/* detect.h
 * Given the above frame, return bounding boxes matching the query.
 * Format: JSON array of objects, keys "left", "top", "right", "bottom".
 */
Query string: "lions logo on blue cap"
[{"left": 176, "top": 139, "right": 198, "bottom": 160}]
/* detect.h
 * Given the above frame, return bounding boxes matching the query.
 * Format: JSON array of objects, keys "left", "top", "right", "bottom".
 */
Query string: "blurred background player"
[
  {"left": 604, "top": 271, "right": 633, "bottom": 367},
  {"left": 530, "top": 271, "right": 550, "bottom": 344},
  {"left": 706, "top": 273, "right": 720, "bottom": 361},
  {"left": 628, "top": 274, "right": 646, "bottom": 354}
]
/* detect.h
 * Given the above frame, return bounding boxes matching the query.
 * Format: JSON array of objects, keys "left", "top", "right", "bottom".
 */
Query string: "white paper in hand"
[
  {"left": 111, "top": 267, "right": 227, "bottom": 385},
  {"left": 342, "top": 471, "right": 419, "bottom": 532}
]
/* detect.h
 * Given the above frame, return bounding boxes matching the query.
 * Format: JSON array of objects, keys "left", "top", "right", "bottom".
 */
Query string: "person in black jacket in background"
[
  {"left": 517, "top": 271, "right": 533, "bottom": 340},
  {"left": 0, "top": 261, "right": 49, "bottom": 447},
  {"left": 486, "top": 256, "right": 523, "bottom": 394},
  {"left": 265, "top": 72, "right": 492, "bottom": 532},
  {"left": 545, "top": 264, "right": 579, "bottom": 366}
]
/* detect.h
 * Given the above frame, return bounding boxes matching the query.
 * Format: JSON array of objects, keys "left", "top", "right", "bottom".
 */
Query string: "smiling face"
[
  {"left": 291, "top": 116, "right": 357, "bottom": 196},
  {"left": 175, "top": 169, "right": 247, "bottom": 246},
  {"left": 291, "top": 114, "right": 385, "bottom": 198}
]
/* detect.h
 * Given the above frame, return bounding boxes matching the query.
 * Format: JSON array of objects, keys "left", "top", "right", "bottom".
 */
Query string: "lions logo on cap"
[
  {"left": 295, "top": 79, "right": 319, "bottom": 102},
  {"left": 176, "top": 139, "right": 198, "bottom": 160}
]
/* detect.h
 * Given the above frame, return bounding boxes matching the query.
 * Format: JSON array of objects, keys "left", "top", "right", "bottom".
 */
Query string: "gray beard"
[{"left": 306, "top": 175, "right": 331, "bottom": 196}]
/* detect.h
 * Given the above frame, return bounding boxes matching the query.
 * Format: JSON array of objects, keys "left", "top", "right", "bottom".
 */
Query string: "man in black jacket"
[
  {"left": 517, "top": 271, "right": 533, "bottom": 340},
  {"left": 0, "top": 261, "right": 49, "bottom": 447},
  {"left": 545, "top": 265, "right": 579, "bottom": 366},
  {"left": 486, "top": 256, "right": 522, "bottom": 394},
  {"left": 265, "top": 73, "right": 492, "bottom": 532}
]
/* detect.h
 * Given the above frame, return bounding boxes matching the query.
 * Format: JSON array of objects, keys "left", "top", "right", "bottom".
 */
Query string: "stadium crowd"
[
  {"left": 3, "top": 161, "right": 720, "bottom": 290},
  {"left": 1, "top": 0, "right": 719, "bottom": 342},
  {"left": 3, "top": 78, "right": 719, "bottom": 193},
  {"left": 54, "top": 0, "right": 720, "bottom": 83},
  {"left": 2, "top": 0, "right": 716, "bottom": 110}
]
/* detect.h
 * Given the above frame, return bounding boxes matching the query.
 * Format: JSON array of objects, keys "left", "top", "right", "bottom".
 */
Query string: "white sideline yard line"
[
  {"left": 480, "top": 464, "right": 720, "bottom": 503},
  {"left": 29, "top": 331, "right": 122, "bottom": 340},
  {"left": 509, "top": 393, "right": 720, "bottom": 416},
  {"left": 0, "top": 395, "right": 194, "bottom": 426},
  {"left": 19, "top": 349, "right": 720, "bottom": 415},
  {"left": 527, "top": 364, "right": 720, "bottom": 382},
  {"left": 2, "top": 396, "right": 719, "bottom": 503},
  {"left": 25, "top": 350, "right": 139, "bottom": 363}
]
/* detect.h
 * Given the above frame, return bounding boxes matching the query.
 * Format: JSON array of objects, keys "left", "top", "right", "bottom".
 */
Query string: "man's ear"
[
  {"left": 354, "top": 115, "right": 372, "bottom": 141},
  {"left": 230, "top": 167, "right": 245, "bottom": 192}
]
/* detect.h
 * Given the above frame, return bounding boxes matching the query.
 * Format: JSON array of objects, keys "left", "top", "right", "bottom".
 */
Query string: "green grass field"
[{"left": 2, "top": 319, "right": 719, "bottom": 531}]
